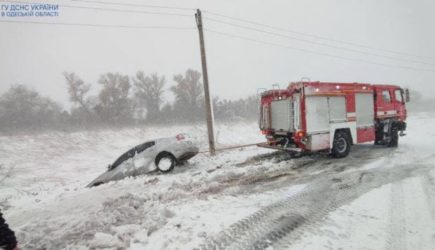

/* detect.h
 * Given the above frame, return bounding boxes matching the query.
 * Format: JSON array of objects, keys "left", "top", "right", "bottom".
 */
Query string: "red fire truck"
[{"left": 258, "top": 81, "right": 409, "bottom": 158}]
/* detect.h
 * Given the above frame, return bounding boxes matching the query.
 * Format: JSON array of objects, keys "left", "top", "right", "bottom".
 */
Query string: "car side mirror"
[
  {"left": 107, "top": 164, "right": 111, "bottom": 170},
  {"left": 404, "top": 88, "right": 410, "bottom": 103}
]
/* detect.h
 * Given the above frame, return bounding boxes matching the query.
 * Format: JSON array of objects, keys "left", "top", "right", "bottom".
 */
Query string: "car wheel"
[
  {"left": 156, "top": 153, "right": 176, "bottom": 173},
  {"left": 331, "top": 131, "right": 350, "bottom": 158}
]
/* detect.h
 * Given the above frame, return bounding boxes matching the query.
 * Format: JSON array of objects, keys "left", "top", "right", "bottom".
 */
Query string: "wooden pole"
[{"left": 195, "top": 9, "right": 216, "bottom": 156}]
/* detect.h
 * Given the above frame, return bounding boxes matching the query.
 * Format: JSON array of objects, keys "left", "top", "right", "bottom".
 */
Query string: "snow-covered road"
[{"left": 0, "top": 114, "right": 434, "bottom": 249}]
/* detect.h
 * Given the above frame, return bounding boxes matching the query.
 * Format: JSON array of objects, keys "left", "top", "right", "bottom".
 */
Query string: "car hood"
[{"left": 86, "top": 157, "right": 155, "bottom": 187}]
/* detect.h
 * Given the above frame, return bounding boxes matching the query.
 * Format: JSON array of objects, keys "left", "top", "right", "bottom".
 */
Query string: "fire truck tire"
[
  {"left": 387, "top": 128, "right": 399, "bottom": 147},
  {"left": 288, "top": 151, "right": 303, "bottom": 158},
  {"left": 331, "top": 131, "right": 350, "bottom": 158}
]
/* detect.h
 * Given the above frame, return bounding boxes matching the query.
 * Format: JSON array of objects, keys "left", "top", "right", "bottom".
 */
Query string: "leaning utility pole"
[{"left": 195, "top": 9, "right": 216, "bottom": 156}]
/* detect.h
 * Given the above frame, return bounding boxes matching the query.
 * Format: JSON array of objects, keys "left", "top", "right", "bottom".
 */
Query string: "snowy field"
[{"left": 1, "top": 114, "right": 435, "bottom": 249}]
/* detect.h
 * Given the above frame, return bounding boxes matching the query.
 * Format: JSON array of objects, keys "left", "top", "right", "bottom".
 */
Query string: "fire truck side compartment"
[
  {"left": 305, "top": 96, "right": 329, "bottom": 133},
  {"left": 270, "top": 99, "right": 293, "bottom": 132},
  {"left": 305, "top": 95, "right": 348, "bottom": 151}
]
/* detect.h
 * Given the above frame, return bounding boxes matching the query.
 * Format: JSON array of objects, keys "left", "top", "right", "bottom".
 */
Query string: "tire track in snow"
[
  {"left": 421, "top": 170, "right": 435, "bottom": 246},
  {"left": 387, "top": 182, "right": 407, "bottom": 250},
  {"left": 199, "top": 147, "right": 388, "bottom": 249},
  {"left": 200, "top": 172, "right": 370, "bottom": 250},
  {"left": 200, "top": 156, "right": 433, "bottom": 249}
]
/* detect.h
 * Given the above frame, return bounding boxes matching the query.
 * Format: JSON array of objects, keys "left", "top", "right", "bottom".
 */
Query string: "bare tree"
[
  {"left": 213, "top": 95, "right": 259, "bottom": 122},
  {"left": 96, "top": 73, "right": 132, "bottom": 124},
  {"left": 63, "top": 72, "right": 96, "bottom": 125},
  {"left": 133, "top": 71, "right": 165, "bottom": 121},
  {"left": 0, "top": 84, "right": 63, "bottom": 131},
  {"left": 171, "top": 69, "right": 204, "bottom": 121},
  {"left": 63, "top": 72, "right": 91, "bottom": 111}
]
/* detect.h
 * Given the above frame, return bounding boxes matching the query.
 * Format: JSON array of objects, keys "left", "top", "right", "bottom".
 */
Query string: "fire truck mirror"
[{"left": 404, "top": 88, "right": 410, "bottom": 103}]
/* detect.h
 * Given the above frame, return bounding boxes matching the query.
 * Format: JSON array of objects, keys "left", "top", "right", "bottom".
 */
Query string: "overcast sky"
[{"left": 1, "top": 0, "right": 434, "bottom": 109}]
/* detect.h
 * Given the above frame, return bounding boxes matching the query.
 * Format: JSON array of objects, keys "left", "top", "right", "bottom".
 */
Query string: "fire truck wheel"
[
  {"left": 331, "top": 132, "right": 350, "bottom": 158},
  {"left": 387, "top": 128, "right": 399, "bottom": 147},
  {"left": 288, "top": 151, "right": 303, "bottom": 158}
]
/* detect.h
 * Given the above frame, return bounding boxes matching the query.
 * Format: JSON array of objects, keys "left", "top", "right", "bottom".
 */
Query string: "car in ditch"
[{"left": 86, "top": 133, "right": 199, "bottom": 187}]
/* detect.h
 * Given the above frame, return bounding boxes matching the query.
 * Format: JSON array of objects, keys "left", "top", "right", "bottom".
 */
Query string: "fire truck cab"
[{"left": 258, "top": 81, "right": 409, "bottom": 158}]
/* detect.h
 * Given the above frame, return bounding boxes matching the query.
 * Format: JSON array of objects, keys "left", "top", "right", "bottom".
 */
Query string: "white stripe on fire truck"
[
  {"left": 376, "top": 110, "right": 397, "bottom": 116},
  {"left": 346, "top": 112, "right": 356, "bottom": 118}
]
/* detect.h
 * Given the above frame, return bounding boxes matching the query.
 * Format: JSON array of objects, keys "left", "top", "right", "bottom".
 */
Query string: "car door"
[{"left": 133, "top": 141, "right": 156, "bottom": 169}]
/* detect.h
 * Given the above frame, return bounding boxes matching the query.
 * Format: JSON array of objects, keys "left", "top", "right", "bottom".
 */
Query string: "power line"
[
  {"left": 6, "top": 0, "right": 433, "bottom": 64},
  {"left": 0, "top": 19, "right": 195, "bottom": 30},
  {"left": 0, "top": 0, "right": 192, "bottom": 17},
  {"left": 70, "top": 0, "right": 195, "bottom": 11},
  {"left": 205, "top": 17, "right": 435, "bottom": 67},
  {"left": 4, "top": 0, "right": 432, "bottom": 64},
  {"left": 2, "top": 1, "right": 433, "bottom": 72},
  {"left": 65, "top": 1, "right": 435, "bottom": 65},
  {"left": 204, "top": 10, "right": 435, "bottom": 61},
  {"left": 205, "top": 28, "right": 435, "bottom": 73}
]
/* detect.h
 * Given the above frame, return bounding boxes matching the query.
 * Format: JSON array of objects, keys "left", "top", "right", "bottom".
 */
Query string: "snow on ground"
[
  {"left": 274, "top": 112, "right": 435, "bottom": 250},
  {"left": 0, "top": 114, "right": 435, "bottom": 249},
  {"left": 290, "top": 170, "right": 435, "bottom": 250}
]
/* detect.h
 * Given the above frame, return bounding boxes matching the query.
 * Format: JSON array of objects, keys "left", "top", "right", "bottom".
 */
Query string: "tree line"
[{"left": 0, "top": 69, "right": 259, "bottom": 133}]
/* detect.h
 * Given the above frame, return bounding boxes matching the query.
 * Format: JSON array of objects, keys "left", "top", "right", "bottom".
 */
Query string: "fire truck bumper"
[{"left": 257, "top": 142, "right": 303, "bottom": 152}]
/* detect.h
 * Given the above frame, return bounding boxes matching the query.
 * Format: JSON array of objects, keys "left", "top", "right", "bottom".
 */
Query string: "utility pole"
[{"left": 195, "top": 9, "right": 216, "bottom": 156}]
